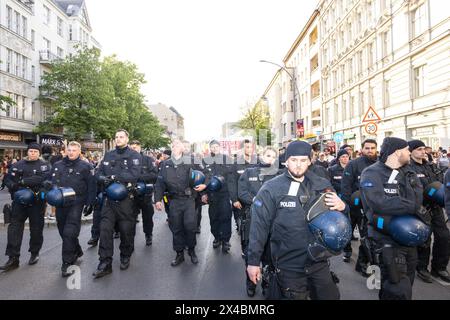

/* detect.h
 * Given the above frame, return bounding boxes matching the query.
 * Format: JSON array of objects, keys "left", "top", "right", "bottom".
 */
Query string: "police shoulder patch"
[
  {"left": 133, "top": 159, "right": 140, "bottom": 165},
  {"left": 361, "top": 181, "right": 374, "bottom": 188},
  {"left": 41, "top": 165, "right": 48, "bottom": 171},
  {"left": 254, "top": 199, "right": 263, "bottom": 207}
]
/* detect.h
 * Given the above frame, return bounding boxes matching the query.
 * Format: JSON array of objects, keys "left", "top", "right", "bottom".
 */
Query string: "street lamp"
[{"left": 259, "top": 60, "right": 302, "bottom": 139}]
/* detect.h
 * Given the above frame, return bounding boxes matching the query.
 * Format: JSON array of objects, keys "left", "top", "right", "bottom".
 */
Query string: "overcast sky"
[{"left": 87, "top": 0, "right": 319, "bottom": 142}]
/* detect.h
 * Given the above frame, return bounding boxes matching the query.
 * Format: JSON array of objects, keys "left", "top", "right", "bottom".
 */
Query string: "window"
[
  {"left": 414, "top": 65, "right": 425, "bottom": 97},
  {"left": 340, "top": 64, "right": 345, "bottom": 87},
  {"left": 22, "top": 16, "right": 27, "bottom": 38},
  {"left": 32, "top": 102, "right": 36, "bottom": 121},
  {"left": 43, "top": 5, "right": 50, "bottom": 25},
  {"left": 15, "top": 11, "right": 21, "bottom": 34},
  {"left": 323, "top": 47, "right": 328, "bottom": 66},
  {"left": 290, "top": 122, "right": 295, "bottom": 135},
  {"left": 348, "top": 58, "right": 353, "bottom": 81},
  {"left": 357, "top": 51, "right": 363, "bottom": 74},
  {"left": 7, "top": 6, "right": 13, "bottom": 29},
  {"left": 283, "top": 123, "right": 287, "bottom": 137},
  {"left": 335, "top": 103, "right": 340, "bottom": 123},
  {"left": 331, "top": 37, "right": 337, "bottom": 57},
  {"left": 357, "top": 11, "right": 362, "bottom": 34},
  {"left": 384, "top": 79, "right": 391, "bottom": 106},
  {"left": 32, "top": 65, "right": 36, "bottom": 86},
  {"left": 412, "top": 4, "right": 427, "bottom": 38},
  {"left": 22, "top": 57, "right": 27, "bottom": 79},
  {"left": 367, "top": 42, "right": 374, "bottom": 68},
  {"left": 339, "top": 29, "right": 345, "bottom": 51},
  {"left": 332, "top": 70, "right": 338, "bottom": 91},
  {"left": 43, "top": 37, "right": 51, "bottom": 50},
  {"left": 369, "top": 86, "right": 375, "bottom": 106},
  {"left": 282, "top": 102, "right": 286, "bottom": 114},
  {"left": 289, "top": 100, "right": 294, "bottom": 112},
  {"left": 342, "top": 99, "right": 347, "bottom": 121},
  {"left": 69, "top": 25, "right": 73, "bottom": 40},
  {"left": 347, "top": 21, "right": 352, "bottom": 42},
  {"left": 359, "top": 91, "right": 365, "bottom": 116},
  {"left": 367, "top": 1, "right": 373, "bottom": 25},
  {"left": 350, "top": 96, "right": 356, "bottom": 118},
  {"left": 309, "top": 27, "right": 318, "bottom": 47},
  {"left": 57, "top": 47, "right": 64, "bottom": 58},
  {"left": 6, "top": 49, "right": 13, "bottom": 73},
  {"left": 15, "top": 53, "right": 20, "bottom": 76},
  {"left": 57, "top": 17, "right": 63, "bottom": 37},
  {"left": 311, "top": 81, "right": 320, "bottom": 99},
  {"left": 31, "top": 30, "right": 35, "bottom": 50},
  {"left": 310, "top": 54, "right": 319, "bottom": 71},
  {"left": 382, "top": 29, "right": 390, "bottom": 57}
]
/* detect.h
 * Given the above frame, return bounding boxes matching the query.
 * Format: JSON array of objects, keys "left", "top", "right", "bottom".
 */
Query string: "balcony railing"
[{"left": 39, "top": 50, "right": 61, "bottom": 66}]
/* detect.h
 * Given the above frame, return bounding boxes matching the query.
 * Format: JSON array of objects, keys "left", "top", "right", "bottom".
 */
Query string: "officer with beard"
[
  {"left": 0, "top": 143, "right": 51, "bottom": 271},
  {"left": 93, "top": 129, "right": 142, "bottom": 278},
  {"left": 202, "top": 140, "right": 235, "bottom": 253},
  {"left": 238, "top": 147, "right": 280, "bottom": 297},
  {"left": 360, "top": 137, "right": 430, "bottom": 300},
  {"left": 341, "top": 139, "right": 378, "bottom": 273},
  {"left": 129, "top": 141, "right": 158, "bottom": 246},
  {"left": 407, "top": 140, "right": 450, "bottom": 283},
  {"left": 247, "top": 141, "right": 347, "bottom": 300}
]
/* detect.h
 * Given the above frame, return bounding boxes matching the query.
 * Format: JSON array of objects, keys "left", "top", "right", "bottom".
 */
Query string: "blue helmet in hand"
[
  {"left": 46, "top": 187, "right": 76, "bottom": 207},
  {"left": 14, "top": 188, "right": 35, "bottom": 206},
  {"left": 135, "top": 182, "right": 154, "bottom": 196},
  {"left": 189, "top": 170, "right": 206, "bottom": 188},
  {"left": 207, "top": 175, "right": 225, "bottom": 192},
  {"left": 106, "top": 182, "right": 128, "bottom": 201},
  {"left": 388, "top": 215, "right": 431, "bottom": 247},
  {"left": 424, "top": 181, "right": 445, "bottom": 207}
]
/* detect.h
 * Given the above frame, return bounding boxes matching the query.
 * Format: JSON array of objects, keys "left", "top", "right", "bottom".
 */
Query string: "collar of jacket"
[
  {"left": 24, "top": 157, "right": 40, "bottom": 163},
  {"left": 362, "top": 155, "right": 377, "bottom": 164},
  {"left": 63, "top": 156, "right": 81, "bottom": 166},
  {"left": 116, "top": 146, "right": 129, "bottom": 154},
  {"left": 283, "top": 168, "right": 330, "bottom": 191}
]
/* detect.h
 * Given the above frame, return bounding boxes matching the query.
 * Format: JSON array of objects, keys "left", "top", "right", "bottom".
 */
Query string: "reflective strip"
[
  {"left": 377, "top": 217, "right": 384, "bottom": 230},
  {"left": 428, "top": 188, "right": 436, "bottom": 197},
  {"left": 288, "top": 181, "right": 300, "bottom": 196},
  {"left": 387, "top": 170, "right": 399, "bottom": 184}
]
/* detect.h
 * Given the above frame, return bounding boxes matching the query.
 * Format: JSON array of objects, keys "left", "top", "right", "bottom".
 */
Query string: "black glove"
[
  {"left": 98, "top": 175, "right": 114, "bottom": 187},
  {"left": 42, "top": 180, "right": 53, "bottom": 191},
  {"left": 415, "top": 205, "right": 432, "bottom": 225},
  {"left": 83, "top": 205, "right": 94, "bottom": 216}
]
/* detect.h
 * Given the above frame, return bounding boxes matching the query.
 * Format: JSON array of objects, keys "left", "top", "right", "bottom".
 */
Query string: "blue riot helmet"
[
  {"left": 189, "top": 169, "right": 206, "bottom": 188},
  {"left": 46, "top": 187, "right": 76, "bottom": 207},
  {"left": 306, "top": 193, "right": 352, "bottom": 253},
  {"left": 424, "top": 181, "right": 445, "bottom": 207},
  {"left": 135, "top": 182, "right": 154, "bottom": 196},
  {"left": 350, "top": 190, "right": 362, "bottom": 209},
  {"left": 207, "top": 175, "right": 225, "bottom": 192},
  {"left": 14, "top": 188, "right": 35, "bottom": 206},
  {"left": 105, "top": 182, "right": 128, "bottom": 201},
  {"left": 388, "top": 215, "right": 431, "bottom": 247}
]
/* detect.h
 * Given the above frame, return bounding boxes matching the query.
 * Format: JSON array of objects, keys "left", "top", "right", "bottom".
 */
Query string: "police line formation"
[{"left": 1, "top": 128, "right": 450, "bottom": 301}]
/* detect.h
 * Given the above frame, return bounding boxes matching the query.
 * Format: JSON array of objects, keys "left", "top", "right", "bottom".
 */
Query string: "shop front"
[{"left": 0, "top": 130, "right": 29, "bottom": 160}]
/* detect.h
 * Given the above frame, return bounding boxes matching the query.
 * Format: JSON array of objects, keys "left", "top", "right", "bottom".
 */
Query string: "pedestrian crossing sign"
[{"left": 362, "top": 106, "right": 381, "bottom": 123}]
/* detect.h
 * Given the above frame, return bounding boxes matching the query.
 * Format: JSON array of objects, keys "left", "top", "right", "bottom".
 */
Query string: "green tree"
[
  {"left": 235, "top": 99, "right": 272, "bottom": 146},
  {"left": 0, "top": 95, "right": 14, "bottom": 111}
]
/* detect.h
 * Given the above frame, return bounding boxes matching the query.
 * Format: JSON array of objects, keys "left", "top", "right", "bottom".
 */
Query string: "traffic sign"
[
  {"left": 362, "top": 106, "right": 381, "bottom": 123},
  {"left": 364, "top": 122, "right": 378, "bottom": 135},
  {"left": 333, "top": 132, "right": 344, "bottom": 143}
]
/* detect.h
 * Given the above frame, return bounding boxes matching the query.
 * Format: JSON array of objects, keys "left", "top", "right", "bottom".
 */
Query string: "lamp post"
[{"left": 259, "top": 60, "right": 302, "bottom": 130}]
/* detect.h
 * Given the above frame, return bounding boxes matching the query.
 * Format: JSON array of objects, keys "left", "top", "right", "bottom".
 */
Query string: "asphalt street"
[{"left": 0, "top": 189, "right": 449, "bottom": 300}]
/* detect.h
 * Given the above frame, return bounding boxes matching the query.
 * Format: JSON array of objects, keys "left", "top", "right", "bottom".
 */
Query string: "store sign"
[
  {"left": 296, "top": 119, "right": 305, "bottom": 138},
  {"left": 81, "top": 141, "right": 104, "bottom": 150},
  {"left": 40, "top": 135, "right": 64, "bottom": 147},
  {"left": 0, "top": 131, "right": 22, "bottom": 142}
]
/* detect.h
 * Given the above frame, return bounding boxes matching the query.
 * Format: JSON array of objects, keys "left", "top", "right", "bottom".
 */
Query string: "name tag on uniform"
[
  {"left": 41, "top": 165, "right": 48, "bottom": 171},
  {"left": 416, "top": 174, "right": 426, "bottom": 178},
  {"left": 333, "top": 176, "right": 342, "bottom": 180},
  {"left": 280, "top": 201, "right": 296, "bottom": 208},
  {"left": 249, "top": 177, "right": 257, "bottom": 181}
]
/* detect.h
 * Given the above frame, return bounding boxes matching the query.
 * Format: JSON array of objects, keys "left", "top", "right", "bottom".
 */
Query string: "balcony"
[{"left": 39, "top": 50, "right": 61, "bottom": 67}]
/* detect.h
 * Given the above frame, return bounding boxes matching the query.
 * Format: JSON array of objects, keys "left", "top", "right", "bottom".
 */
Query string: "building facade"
[
  {"left": 148, "top": 103, "right": 185, "bottom": 141},
  {"left": 0, "top": 0, "right": 100, "bottom": 159}
]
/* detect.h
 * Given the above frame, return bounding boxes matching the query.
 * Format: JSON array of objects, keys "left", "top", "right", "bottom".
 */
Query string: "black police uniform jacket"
[
  {"left": 51, "top": 157, "right": 96, "bottom": 206},
  {"left": 154, "top": 156, "right": 203, "bottom": 202},
  {"left": 238, "top": 164, "right": 281, "bottom": 206},
  {"left": 139, "top": 153, "right": 158, "bottom": 185},
  {"left": 359, "top": 161, "right": 423, "bottom": 242},
  {"left": 229, "top": 154, "right": 259, "bottom": 203},
  {"left": 341, "top": 156, "right": 377, "bottom": 205},
  {"left": 5, "top": 158, "right": 51, "bottom": 196},
  {"left": 445, "top": 170, "right": 450, "bottom": 217},
  {"left": 96, "top": 146, "right": 142, "bottom": 185},
  {"left": 247, "top": 169, "right": 348, "bottom": 272},
  {"left": 202, "top": 153, "right": 234, "bottom": 198},
  {"left": 328, "top": 163, "right": 345, "bottom": 196}
]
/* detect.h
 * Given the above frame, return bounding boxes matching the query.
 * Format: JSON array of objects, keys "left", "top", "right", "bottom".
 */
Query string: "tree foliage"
[{"left": 235, "top": 99, "right": 273, "bottom": 146}]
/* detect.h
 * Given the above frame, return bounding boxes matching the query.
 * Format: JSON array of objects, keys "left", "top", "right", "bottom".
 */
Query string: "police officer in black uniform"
[
  {"left": 0, "top": 143, "right": 51, "bottom": 271},
  {"left": 360, "top": 137, "right": 429, "bottom": 300},
  {"left": 50, "top": 141, "right": 96, "bottom": 277},
  {"left": 407, "top": 140, "right": 450, "bottom": 283},
  {"left": 238, "top": 146, "right": 280, "bottom": 297},
  {"left": 202, "top": 140, "right": 235, "bottom": 253},
  {"left": 229, "top": 139, "right": 258, "bottom": 233},
  {"left": 341, "top": 139, "right": 377, "bottom": 274},
  {"left": 154, "top": 139, "right": 207, "bottom": 266},
  {"left": 247, "top": 141, "right": 347, "bottom": 300},
  {"left": 129, "top": 141, "right": 158, "bottom": 246},
  {"left": 93, "top": 129, "right": 142, "bottom": 278},
  {"left": 328, "top": 149, "right": 350, "bottom": 197},
  {"left": 87, "top": 162, "right": 105, "bottom": 247}
]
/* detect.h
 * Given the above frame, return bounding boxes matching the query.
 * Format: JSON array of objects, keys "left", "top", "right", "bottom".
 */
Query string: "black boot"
[
  {"left": 222, "top": 241, "right": 231, "bottom": 254},
  {"left": 246, "top": 279, "right": 256, "bottom": 297},
  {"left": 61, "top": 263, "right": 73, "bottom": 278},
  {"left": 28, "top": 254, "right": 39, "bottom": 265},
  {"left": 113, "top": 232, "right": 120, "bottom": 239},
  {"left": 145, "top": 235, "right": 152, "bottom": 246},
  {"left": 87, "top": 238, "right": 99, "bottom": 246},
  {"left": 213, "top": 239, "right": 220, "bottom": 249},
  {"left": 120, "top": 256, "right": 130, "bottom": 270},
  {"left": 342, "top": 251, "right": 351, "bottom": 263},
  {"left": 92, "top": 261, "right": 112, "bottom": 278},
  {"left": 0, "top": 257, "right": 19, "bottom": 271},
  {"left": 171, "top": 251, "right": 185, "bottom": 267},
  {"left": 188, "top": 249, "right": 198, "bottom": 264}
]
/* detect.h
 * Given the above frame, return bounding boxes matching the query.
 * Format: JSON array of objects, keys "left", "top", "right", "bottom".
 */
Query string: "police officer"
[
  {"left": 341, "top": 139, "right": 377, "bottom": 274},
  {"left": 408, "top": 140, "right": 450, "bottom": 283},
  {"left": 202, "top": 140, "right": 235, "bottom": 253},
  {"left": 129, "top": 140, "right": 158, "bottom": 246},
  {"left": 310, "top": 152, "right": 331, "bottom": 180},
  {"left": 360, "top": 137, "right": 430, "bottom": 300},
  {"left": 93, "top": 129, "right": 142, "bottom": 278},
  {"left": 229, "top": 139, "right": 259, "bottom": 233},
  {"left": 87, "top": 168, "right": 104, "bottom": 247},
  {"left": 247, "top": 141, "right": 346, "bottom": 300},
  {"left": 328, "top": 149, "right": 350, "bottom": 197},
  {"left": 238, "top": 146, "right": 280, "bottom": 297},
  {"left": 0, "top": 143, "right": 51, "bottom": 271},
  {"left": 50, "top": 141, "right": 96, "bottom": 277},
  {"left": 154, "top": 139, "right": 207, "bottom": 266}
]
